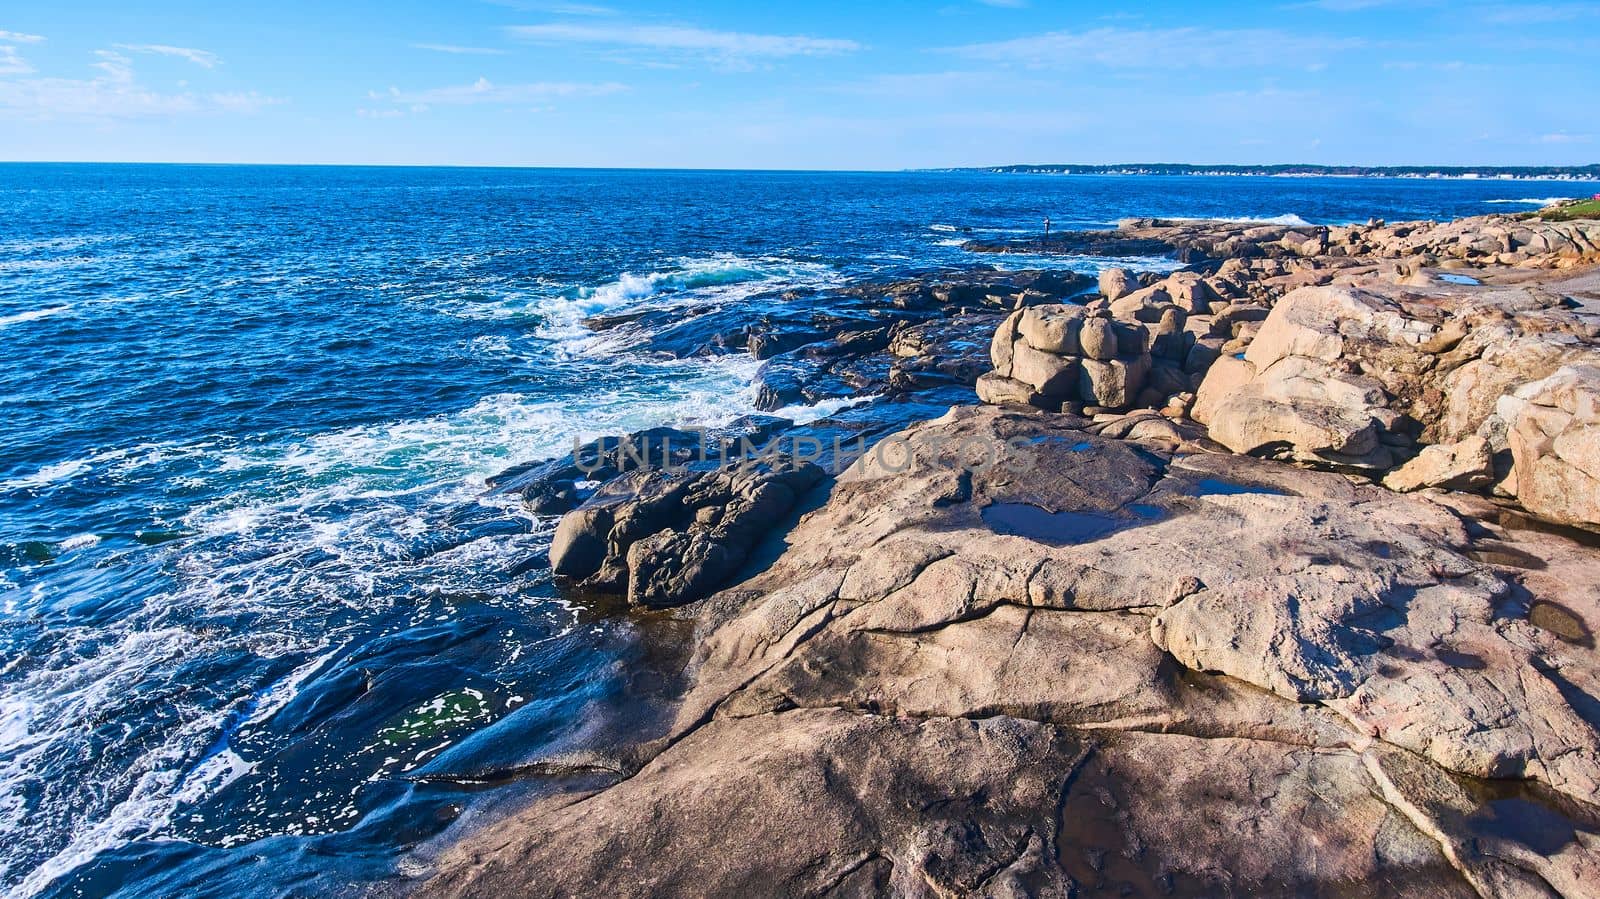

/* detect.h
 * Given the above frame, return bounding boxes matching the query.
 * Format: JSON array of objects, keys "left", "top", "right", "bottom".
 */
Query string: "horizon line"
[{"left": 0, "top": 160, "right": 1597, "bottom": 176}]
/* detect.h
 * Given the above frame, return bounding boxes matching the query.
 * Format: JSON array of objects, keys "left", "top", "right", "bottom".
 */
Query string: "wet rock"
[{"left": 549, "top": 461, "right": 825, "bottom": 607}]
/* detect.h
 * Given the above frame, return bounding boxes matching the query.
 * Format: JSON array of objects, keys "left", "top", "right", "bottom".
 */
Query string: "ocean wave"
[
  {"left": 0, "top": 345, "right": 775, "bottom": 893},
  {"left": 536, "top": 255, "right": 836, "bottom": 351},
  {"left": 1165, "top": 214, "right": 1314, "bottom": 227},
  {"left": 0, "top": 234, "right": 127, "bottom": 255},
  {"left": 1485, "top": 197, "right": 1576, "bottom": 205},
  {"left": 928, "top": 224, "right": 958, "bottom": 233},
  {"left": 980, "top": 252, "right": 1188, "bottom": 276},
  {"left": 0, "top": 306, "right": 72, "bottom": 328},
  {"left": 768, "top": 394, "right": 880, "bottom": 423}
]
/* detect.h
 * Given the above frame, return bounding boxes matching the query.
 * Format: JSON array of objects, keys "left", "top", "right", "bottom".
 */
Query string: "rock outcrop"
[
  {"left": 444, "top": 207, "right": 1600, "bottom": 898},
  {"left": 967, "top": 213, "right": 1600, "bottom": 275},
  {"left": 1502, "top": 365, "right": 1600, "bottom": 532},
  {"left": 425, "top": 406, "right": 1600, "bottom": 898},
  {"left": 1186, "top": 278, "right": 1600, "bottom": 519},
  {"left": 978, "top": 303, "right": 1153, "bottom": 411},
  {"left": 549, "top": 461, "right": 825, "bottom": 607}
]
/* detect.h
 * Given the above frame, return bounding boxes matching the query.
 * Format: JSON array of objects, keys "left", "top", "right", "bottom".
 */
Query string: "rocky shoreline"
[{"left": 410, "top": 203, "right": 1600, "bottom": 897}]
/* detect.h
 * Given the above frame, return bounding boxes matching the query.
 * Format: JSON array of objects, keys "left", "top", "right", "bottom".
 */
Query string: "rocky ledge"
[{"left": 415, "top": 205, "right": 1600, "bottom": 898}]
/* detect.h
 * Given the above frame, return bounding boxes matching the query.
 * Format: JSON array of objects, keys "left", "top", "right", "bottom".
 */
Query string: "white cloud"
[
  {"left": 1481, "top": 4, "right": 1598, "bottom": 24},
  {"left": 411, "top": 43, "right": 507, "bottom": 55},
  {"left": 0, "top": 45, "right": 32, "bottom": 76},
  {"left": 114, "top": 43, "right": 221, "bottom": 68},
  {"left": 1540, "top": 132, "right": 1593, "bottom": 144},
  {"left": 507, "top": 22, "right": 861, "bottom": 60},
  {"left": 372, "top": 77, "right": 626, "bottom": 107},
  {"left": 0, "top": 28, "right": 44, "bottom": 75},
  {"left": 946, "top": 26, "right": 1363, "bottom": 68},
  {"left": 0, "top": 49, "right": 275, "bottom": 120}
]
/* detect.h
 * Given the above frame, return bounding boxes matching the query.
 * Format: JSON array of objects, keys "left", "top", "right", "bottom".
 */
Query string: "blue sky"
[{"left": 0, "top": 1, "right": 1596, "bottom": 168}]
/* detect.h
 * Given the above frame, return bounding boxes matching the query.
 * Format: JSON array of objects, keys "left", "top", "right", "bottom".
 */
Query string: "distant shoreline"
[
  {"left": 931, "top": 163, "right": 1600, "bottom": 182},
  {"left": 1, "top": 161, "right": 1597, "bottom": 181}
]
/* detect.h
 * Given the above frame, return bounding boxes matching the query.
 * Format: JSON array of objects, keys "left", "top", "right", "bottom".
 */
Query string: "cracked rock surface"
[{"left": 421, "top": 405, "right": 1600, "bottom": 898}]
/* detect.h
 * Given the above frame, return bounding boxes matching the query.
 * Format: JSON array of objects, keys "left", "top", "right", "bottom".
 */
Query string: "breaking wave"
[{"left": 1485, "top": 197, "right": 1578, "bottom": 205}]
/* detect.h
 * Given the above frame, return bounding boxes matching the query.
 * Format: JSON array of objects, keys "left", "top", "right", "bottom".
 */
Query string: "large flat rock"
[{"left": 421, "top": 405, "right": 1600, "bottom": 897}]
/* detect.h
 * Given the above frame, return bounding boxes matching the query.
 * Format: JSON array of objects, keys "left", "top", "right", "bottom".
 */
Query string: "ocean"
[{"left": 1, "top": 164, "right": 1593, "bottom": 897}]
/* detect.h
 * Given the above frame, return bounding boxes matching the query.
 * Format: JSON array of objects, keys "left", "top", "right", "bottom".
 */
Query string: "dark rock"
[{"left": 550, "top": 461, "right": 826, "bottom": 608}]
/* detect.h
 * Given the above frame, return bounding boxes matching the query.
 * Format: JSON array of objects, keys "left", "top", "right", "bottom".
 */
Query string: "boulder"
[
  {"left": 1503, "top": 364, "right": 1600, "bottom": 531},
  {"left": 1016, "top": 304, "right": 1081, "bottom": 354},
  {"left": 1098, "top": 266, "right": 1139, "bottom": 301},
  {"left": 980, "top": 305, "right": 1153, "bottom": 411},
  {"left": 1079, "top": 356, "right": 1151, "bottom": 409},
  {"left": 974, "top": 371, "right": 1042, "bottom": 408},
  {"left": 1009, "top": 341, "right": 1080, "bottom": 395},
  {"left": 1196, "top": 354, "right": 1396, "bottom": 470},
  {"left": 1383, "top": 437, "right": 1494, "bottom": 492},
  {"left": 1078, "top": 316, "right": 1118, "bottom": 360}
]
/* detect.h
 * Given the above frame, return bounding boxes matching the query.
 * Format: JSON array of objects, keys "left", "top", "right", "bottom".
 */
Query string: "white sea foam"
[
  {"left": 0, "top": 444, "right": 185, "bottom": 492},
  {"left": 1485, "top": 197, "right": 1577, "bottom": 205},
  {"left": 0, "top": 305, "right": 72, "bottom": 328},
  {"left": 928, "top": 223, "right": 959, "bottom": 233},
  {"left": 982, "top": 252, "right": 1188, "bottom": 276},
  {"left": 1165, "top": 213, "right": 1315, "bottom": 227},
  {"left": 534, "top": 254, "right": 835, "bottom": 345},
  {"left": 770, "top": 394, "right": 880, "bottom": 423},
  {"left": 0, "top": 458, "right": 91, "bottom": 491},
  {"left": 58, "top": 534, "right": 101, "bottom": 551},
  {"left": 0, "top": 340, "right": 778, "bottom": 894}
]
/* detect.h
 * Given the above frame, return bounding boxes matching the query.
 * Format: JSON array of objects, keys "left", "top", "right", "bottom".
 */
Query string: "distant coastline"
[{"left": 930, "top": 163, "right": 1600, "bottom": 181}]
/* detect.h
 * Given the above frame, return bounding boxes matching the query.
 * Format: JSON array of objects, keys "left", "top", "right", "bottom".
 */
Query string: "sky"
[{"left": 0, "top": 1, "right": 1596, "bottom": 169}]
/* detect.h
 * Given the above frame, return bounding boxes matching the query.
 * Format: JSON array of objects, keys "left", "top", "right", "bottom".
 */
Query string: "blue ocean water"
[{"left": 1, "top": 164, "right": 1594, "bottom": 897}]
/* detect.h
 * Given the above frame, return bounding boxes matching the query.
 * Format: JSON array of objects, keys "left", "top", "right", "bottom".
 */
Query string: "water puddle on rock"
[
  {"left": 1438, "top": 273, "right": 1482, "bottom": 286},
  {"left": 981, "top": 502, "right": 1162, "bottom": 546},
  {"left": 1189, "top": 478, "right": 1287, "bottom": 497}
]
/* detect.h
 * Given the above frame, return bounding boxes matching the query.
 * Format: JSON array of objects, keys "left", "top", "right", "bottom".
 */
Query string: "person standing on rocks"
[{"left": 1043, "top": 216, "right": 1052, "bottom": 241}]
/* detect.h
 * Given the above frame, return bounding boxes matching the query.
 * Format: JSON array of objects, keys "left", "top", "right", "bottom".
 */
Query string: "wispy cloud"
[
  {"left": 0, "top": 28, "right": 44, "bottom": 75},
  {"left": 946, "top": 26, "right": 1363, "bottom": 68},
  {"left": 507, "top": 22, "right": 862, "bottom": 62},
  {"left": 484, "top": 0, "right": 617, "bottom": 13},
  {"left": 1481, "top": 3, "right": 1599, "bottom": 24},
  {"left": 0, "top": 48, "right": 275, "bottom": 120},
  {"left": 0, "top": 45, "right": 32, "bottom": 76},
  {"left": 114, "top": 43, "right": 221, "bottom": 68},
  {"left": 411, "top": 42, "right": 507, "bottom": 55},
  {"left": 1540, "top": 132, "right": 1593, "bottom": 144},
  {"left": 371, "top": 76, "right": 626, "bottom": 108}
]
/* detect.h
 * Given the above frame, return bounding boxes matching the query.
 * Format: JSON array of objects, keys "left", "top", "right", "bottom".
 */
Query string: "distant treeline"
[{"left": 944, "top": 163, "right": 1600, "bottom": 180}]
